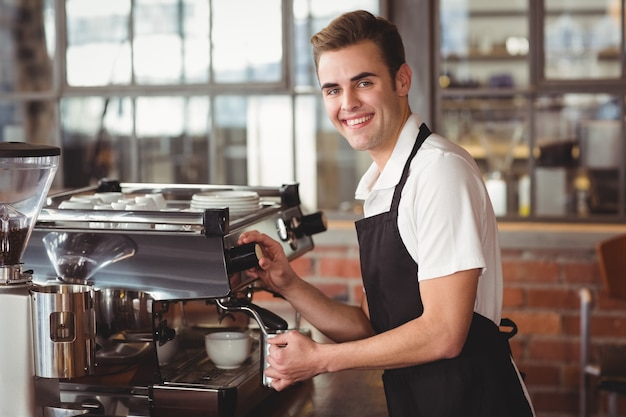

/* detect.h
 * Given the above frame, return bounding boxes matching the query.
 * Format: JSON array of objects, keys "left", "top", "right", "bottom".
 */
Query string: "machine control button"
[{"left": 276, "top": 218, "right": 288, "bottom": 241}]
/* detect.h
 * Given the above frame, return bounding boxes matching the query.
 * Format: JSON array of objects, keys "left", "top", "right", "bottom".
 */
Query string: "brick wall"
[{"left": 255, "top": 225, "right": 626, "bottom": 417}]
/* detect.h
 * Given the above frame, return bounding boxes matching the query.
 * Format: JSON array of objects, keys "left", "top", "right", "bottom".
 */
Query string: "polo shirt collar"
[{"left": 355, "top": 114, "right": 423, "bottom": 199}]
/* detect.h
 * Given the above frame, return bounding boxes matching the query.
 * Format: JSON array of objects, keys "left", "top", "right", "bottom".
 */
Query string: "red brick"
[
  {"left": 319, "top": 256, "right": 361, "bottom": 278},
  {"left": 526, "top": 288, "right": 580, "bottom": 309},
  {"left": 562, "top": 314, "right": 584, "bottom": 336},
  {"left": 521, "top": 364, "right": 561, "bottom": 386},
  {"left": 562, "top": 261, "right": 600, "bottom": 285},
  {"left": 505, "top": 311, "right": 562, "bottom": 335},
  {"left": 502, "top": 259, "right": 560, "bottom": 283},
  {"left": 508, "top": 338, "right": 526, "bottom": 359},
  {"left": 597, "top": 292, "right": 626, "bottom": 312},
  {"left": 503, "top": 287, "right": 524, "bottom": 308},
  {"left": 562, "top": 364, "right": 581, "bottom": 389},
  {"left": 590, "top": 315, "right": 626, "bottom": 338},
  {"left": 528, "top": 338, "right": 579, "bottom": 362},
  {"left": 291, "top": 255, "right": 314, "bottom": 277}
]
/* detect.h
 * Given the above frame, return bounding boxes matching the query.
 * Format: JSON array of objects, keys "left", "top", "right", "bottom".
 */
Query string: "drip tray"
[
  {"left": 160, "top": 343, "right": 261, "bottom": 389},
  {"left": 151, "top": 341, "right": 271, "bottom": 417}
]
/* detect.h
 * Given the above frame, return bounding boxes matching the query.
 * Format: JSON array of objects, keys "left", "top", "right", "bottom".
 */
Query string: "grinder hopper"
[{"left": 0, "top": 142, "right": 60, "bottom": 283}]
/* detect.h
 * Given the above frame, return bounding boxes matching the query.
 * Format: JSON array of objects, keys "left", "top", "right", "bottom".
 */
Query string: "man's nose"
[{"left": 341, "top": 90, "right": 360, "bottom": 112}]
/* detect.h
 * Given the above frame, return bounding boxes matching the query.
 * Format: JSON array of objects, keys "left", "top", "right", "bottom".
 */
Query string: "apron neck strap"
[{"left": 390, "top": 123, "right": 432, "bottom": 211}]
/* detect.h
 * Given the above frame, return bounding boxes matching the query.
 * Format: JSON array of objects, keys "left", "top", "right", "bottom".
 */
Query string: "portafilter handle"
[{"left": 225, "top": 242, "right": 263, "bottom": 275}]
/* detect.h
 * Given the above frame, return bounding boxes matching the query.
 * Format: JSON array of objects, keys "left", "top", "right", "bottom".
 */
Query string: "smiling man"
[{"left": 238, "top": 10, "right": 535, "bottom": 417}]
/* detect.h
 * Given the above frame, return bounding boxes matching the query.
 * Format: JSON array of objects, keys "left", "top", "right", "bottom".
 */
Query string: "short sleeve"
[{"left": 399, "top": 148, "right": 488, "bottom": 281}]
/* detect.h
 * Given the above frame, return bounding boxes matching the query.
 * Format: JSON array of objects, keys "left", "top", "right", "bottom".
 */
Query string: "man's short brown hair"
[{"left": 310, "top": 10, "right": 406, "bottom": 83}]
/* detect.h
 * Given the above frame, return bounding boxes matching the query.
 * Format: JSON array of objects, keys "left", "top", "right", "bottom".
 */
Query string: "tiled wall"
[{"left": 255, "top": 224, "right": 626, "bottom": 417}]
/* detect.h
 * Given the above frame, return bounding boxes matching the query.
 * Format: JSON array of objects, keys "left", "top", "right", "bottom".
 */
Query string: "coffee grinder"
[{"left": 0, "top": 142, "right": 60, "bottom": 417}]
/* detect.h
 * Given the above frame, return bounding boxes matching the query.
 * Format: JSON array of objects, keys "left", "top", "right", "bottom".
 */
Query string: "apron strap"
[{"left": 390, "top": 123, "right": 431, "bottom": 212}]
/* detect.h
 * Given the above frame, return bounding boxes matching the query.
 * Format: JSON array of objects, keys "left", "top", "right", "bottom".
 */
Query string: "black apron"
[{"left": 355, "top": 123, "right": 533, "bottom": 417}]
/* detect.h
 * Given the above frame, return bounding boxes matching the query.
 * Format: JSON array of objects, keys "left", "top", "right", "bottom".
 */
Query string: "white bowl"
[{"left": 205, "top": 332, "right": 251, "bottom": 369}]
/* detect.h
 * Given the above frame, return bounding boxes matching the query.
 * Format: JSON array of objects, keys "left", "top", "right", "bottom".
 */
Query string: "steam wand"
[
  {"left": 214, "top": 296, "right": 288, "bottom": 336},
  {"left": 214, "top": 296, "right": 288, "bottom": 388}
]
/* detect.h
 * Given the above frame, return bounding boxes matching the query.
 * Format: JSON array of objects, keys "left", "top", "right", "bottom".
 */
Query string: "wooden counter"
[
  {"left": 318, "top": 218, "right": 626, "bottom": 250},
  {"left": 245, "top": 369, "right": 387, "bottom": 417}
]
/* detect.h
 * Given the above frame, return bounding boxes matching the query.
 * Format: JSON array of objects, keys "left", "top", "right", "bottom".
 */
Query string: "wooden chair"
[{"left": 580, "top": 233, "right": 626, "bottom": 417}]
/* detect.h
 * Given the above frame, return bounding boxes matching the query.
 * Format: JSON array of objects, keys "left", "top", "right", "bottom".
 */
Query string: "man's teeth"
[{"left": 346, "top": 116, "right": 371, "bottom": 126}]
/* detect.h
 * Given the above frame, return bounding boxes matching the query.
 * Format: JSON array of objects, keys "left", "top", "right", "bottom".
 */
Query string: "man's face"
[{"left": 317, "top": 40, "right": 409, "bottom": 156}]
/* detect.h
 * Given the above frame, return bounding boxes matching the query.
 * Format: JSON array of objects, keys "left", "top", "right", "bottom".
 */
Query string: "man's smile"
[{"left": 344, "top": 114, "right": 373, "bottom": 127}]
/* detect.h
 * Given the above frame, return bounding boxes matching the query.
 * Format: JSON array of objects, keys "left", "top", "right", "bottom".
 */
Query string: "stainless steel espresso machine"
[{"left": 16, "top": 176, "right": 326, "bottom": 417}]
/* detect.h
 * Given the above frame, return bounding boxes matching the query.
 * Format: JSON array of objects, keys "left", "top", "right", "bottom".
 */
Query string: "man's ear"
[{"left": 395, "top": 63, "right": 412, "bottom": 96}]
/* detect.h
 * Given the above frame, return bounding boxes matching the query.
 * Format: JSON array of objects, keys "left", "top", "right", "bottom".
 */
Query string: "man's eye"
[
  {"left": 326, "top": 88, "right": 340, "bottom": 95},
  {"left": 357, "top": 80, "right": 372, "bottom": 88}
]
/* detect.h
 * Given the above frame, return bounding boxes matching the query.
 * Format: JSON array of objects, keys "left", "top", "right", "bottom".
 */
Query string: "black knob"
[
  {"left": 292, "top": 211, "right": 327, "bottom": 237},
  {"left": 225, "top": 242, "right": 263, "bottom": 274}
]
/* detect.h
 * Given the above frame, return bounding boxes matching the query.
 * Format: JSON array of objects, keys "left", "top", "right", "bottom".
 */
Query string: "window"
[
  {"left": 436, "top": 0, "right": 626, "bottom": 221},
  {"left": 0, "top": 0, "right": 381, "bottom": 211}
]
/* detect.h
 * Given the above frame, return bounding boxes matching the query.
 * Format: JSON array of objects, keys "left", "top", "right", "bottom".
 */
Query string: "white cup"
[
  {"left": 95, "top": 192, "right": 123, "bottom": 203},
  {"left": 205, "top": 332, "right": 251, "bottom": 369},
  {"left": 134, "top": 196, "right": 158, "bottom": 211},
  {"left": 156, "top": 337, "right": 179, "bottom": 365},
  {"left": 110, "top": 202, "right": 127, "bottom": 210},
  {"left": 144, "top": 193, "right": 167, "bottom": 210}
]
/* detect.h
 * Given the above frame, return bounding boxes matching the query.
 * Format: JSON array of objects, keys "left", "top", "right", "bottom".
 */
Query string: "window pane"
[
  {"left": 0, "top": 100, "right": 58, "bottom": 146},
  {"left": 245, "top": 96, "right": 294, "bottom": 187},
  {"left": 439, "top": 0, "right": 529, "bottom": 89},
  {"left": 0, "top": 0, "right": 55, "bottom": 93},
  {"left": 61, "top": 96, "right": 211, "bottom": 186},
  {"left": 66, "top": 0, "right": 131, "bottom": 86},
  {"left": 534, "top": 93, "right": 622, "bottom": 216},
  {"left": 442, "top": 95, "right": 530, "bottom": 217},
  {"left": 212, "top": 0, "right": 282, "bottom": 83},
  {"left": 61, "top": 97, "right": 130, "bottom": 186},
  {"left": 0, "top": 102, "right": 23, "bottom": 141},
  {"left": 182, "top": 0, "right": 211, "bottom": 83},
  {"left": 214, "top": 96, "right": 248, "bottom": 184},
  {"left": 213, "top": 95, "right": 294, "bottom": 186},
  {"left": 136, "top": 97, "right": 209, "bottom": 183},
  {"left": 544, "top": 0, "right": 622, "bottom": 80},
  {"left": 134, "top": 0, "right": 182, "bottom": 84}
]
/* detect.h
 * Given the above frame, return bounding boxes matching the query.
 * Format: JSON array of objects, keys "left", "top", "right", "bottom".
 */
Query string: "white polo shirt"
[{"left": 355, "top": 114, "right": 503, "bottom": 324}]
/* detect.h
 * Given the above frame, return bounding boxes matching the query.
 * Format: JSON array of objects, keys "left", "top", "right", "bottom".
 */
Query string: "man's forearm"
[{"left": 283, "top": 278, "right": 375, "bottom": 342}]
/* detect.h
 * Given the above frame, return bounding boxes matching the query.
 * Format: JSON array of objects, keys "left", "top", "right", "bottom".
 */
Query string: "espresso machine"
[
  {"left": 20, "top": 179, "right": 327, "bottom": 417},
  {"left": 0, "top": 142, "right": 60, "bottom": 417}
]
